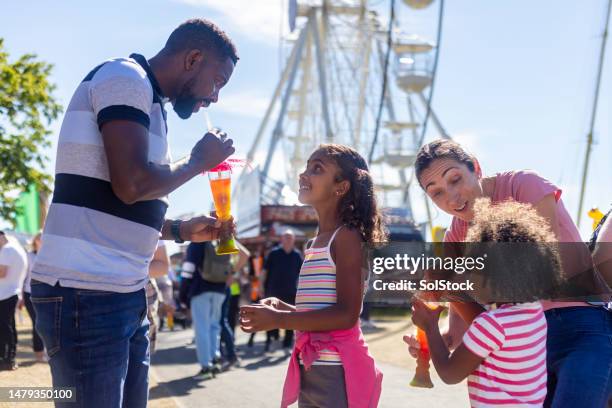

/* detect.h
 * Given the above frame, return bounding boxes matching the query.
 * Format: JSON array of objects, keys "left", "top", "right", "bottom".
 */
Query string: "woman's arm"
[
  {"left": 533, "top": 194, "right": 560, "bottom": 239},
  {"left": 241, "top": 228, "right": 364, "bottom": 332}
]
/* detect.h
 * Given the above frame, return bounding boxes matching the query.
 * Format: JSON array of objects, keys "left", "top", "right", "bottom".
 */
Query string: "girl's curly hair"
[
  {"left": 315, "top": 144, "right": 387, "bottom": 244},
  {"left": 466, "top": 198, "right": 556, "bottom": 243},
  {"left": 465, "top": 198, "right": 564, "bottom": 302}
]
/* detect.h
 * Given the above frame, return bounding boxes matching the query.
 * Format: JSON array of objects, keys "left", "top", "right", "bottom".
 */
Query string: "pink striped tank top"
[{"left": 295, "top": 226, "right": 343, "bottom": 366}]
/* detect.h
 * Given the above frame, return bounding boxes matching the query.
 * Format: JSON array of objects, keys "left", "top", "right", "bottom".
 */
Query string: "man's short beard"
[
  {"left": 173, "top": 95, "right": 199, "bottom": 119},
  {"left": 173, "top": 79, "right": 199, "bottom": 119}
]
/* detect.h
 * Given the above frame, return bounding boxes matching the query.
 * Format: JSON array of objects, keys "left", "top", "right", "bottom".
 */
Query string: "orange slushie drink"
[
  {"left": 410, "top": 301, "right": 438, "bottom": 388},
  {"left": 210, "top": 176, "right": 232, "bottom": 220},
  {"left": 208, "top": 165, "right": 239, "bottom": 255}
]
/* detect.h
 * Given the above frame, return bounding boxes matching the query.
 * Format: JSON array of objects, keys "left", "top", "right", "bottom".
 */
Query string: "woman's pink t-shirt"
[
  {"left": 597, "top": 215, "right": 612, "bottom": 243},
  {"left": 443, "top": 170, "right": 587, "bottom": 310}
]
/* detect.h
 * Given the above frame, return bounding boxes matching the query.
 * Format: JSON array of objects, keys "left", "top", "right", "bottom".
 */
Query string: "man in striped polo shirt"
[{"left": 30, "top": 19, "right": 238, "bottom": 407}]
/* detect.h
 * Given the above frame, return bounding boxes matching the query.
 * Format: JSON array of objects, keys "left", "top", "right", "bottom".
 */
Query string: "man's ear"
[{"left": 184, "top": 49, "right": 204, "bottom": 72}]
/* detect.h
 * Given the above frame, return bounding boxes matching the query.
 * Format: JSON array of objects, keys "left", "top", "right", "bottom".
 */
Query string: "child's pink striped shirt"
[{"left": 463, "top": 302, "right": 548, "bottom": 407}]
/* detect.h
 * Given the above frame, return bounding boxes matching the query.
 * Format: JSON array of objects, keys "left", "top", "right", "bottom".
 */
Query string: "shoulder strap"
[
  {"left": 305, "top": 239, "right": 315, "bottom": 250},
  {"left": 326, "top": 226, "right": 343, "bottom": 252}
]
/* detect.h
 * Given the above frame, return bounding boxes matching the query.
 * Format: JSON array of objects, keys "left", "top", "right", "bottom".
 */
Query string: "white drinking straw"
[{"left": 204, "top": 111, "right": 213, "bottom": 132}]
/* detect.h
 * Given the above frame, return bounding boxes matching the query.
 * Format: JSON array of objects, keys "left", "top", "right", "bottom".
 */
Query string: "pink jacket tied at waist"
[{"left": 281, "top": 324, "right": 383, "bottom": 408}]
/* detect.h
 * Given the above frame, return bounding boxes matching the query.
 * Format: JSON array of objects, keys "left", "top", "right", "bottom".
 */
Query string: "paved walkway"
[{"left": 151, "top": 324, "right": 469, "bottom": 408}]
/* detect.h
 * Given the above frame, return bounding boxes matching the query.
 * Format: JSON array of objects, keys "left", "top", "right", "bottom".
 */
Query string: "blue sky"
[{"left": 1, "top": 0, "right": 610, "bottom": 242}]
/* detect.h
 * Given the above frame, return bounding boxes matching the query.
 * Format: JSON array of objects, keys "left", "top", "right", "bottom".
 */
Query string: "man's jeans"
[
  {"left": 191, "top": 291, "right": 225, "bottom": 368},
  {"left": 31, "top": 280, "right": 149, "bottom": 408},
  {"left": 544, "top": 306, "right": 612, "bottom": 408}
]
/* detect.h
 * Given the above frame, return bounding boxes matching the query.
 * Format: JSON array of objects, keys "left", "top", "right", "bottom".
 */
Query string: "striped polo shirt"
[
  {"left": 32, "top": 53, "right": 170, "bottom": 293},
  {"left": 295, "top": 227, "right": 344, "bottom": 365},
  {"left": 463, "top": 302, "right": 548, "bottom": 407}
]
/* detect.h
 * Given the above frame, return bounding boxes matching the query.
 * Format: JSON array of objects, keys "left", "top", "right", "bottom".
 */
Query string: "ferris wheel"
[{"left": 240, "top": 0, "right": 449, "bottom": 223}]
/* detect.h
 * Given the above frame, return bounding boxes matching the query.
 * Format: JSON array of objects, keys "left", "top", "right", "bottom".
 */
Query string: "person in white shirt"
[
  {"left": 17, "top": 232, "right": 46, "bottom": 363},
  {"left": 0, "top": 230, "right": 28, "bottom": 371}
]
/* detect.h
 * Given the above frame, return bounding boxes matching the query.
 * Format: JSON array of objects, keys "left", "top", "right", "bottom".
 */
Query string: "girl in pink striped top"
[
  {"left": 240, "top": 144, "right": 386, "bottom": 407},
  {"left": 411, "top": 200, "right": 563, "bottom": 407}
]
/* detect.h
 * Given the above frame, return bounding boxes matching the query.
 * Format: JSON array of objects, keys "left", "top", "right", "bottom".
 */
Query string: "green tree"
[{"left": 0, "top": 38, "right": 62, "bottom": 225}]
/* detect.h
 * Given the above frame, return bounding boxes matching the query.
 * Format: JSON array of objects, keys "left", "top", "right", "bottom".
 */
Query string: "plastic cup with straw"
[{"left": 205, "top": 112, "right": 239, "bottom": 255}]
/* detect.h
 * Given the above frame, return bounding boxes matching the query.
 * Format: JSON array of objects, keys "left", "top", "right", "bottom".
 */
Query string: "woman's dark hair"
[
  {"left": 465, "top": 199, "right": 564, "bottom": 303},
  {"left": 415, "top": 139, "right": 476, "bottom": 188},
  {"left": 316, "top": 144, "right": 387, "bottom": 244}
]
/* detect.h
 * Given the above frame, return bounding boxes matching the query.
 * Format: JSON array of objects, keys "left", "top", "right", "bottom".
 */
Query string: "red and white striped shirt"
[{"left": 462, "top": 302, "right": 547, "bottom": 407}]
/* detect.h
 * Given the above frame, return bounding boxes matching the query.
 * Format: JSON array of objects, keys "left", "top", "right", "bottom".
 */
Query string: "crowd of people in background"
[{"left": 0, "top": 226, "right": 311, "bottom": 376}]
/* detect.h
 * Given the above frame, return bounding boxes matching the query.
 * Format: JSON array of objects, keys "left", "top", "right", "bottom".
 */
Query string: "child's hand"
[
  {"left": 402, "top": 334, "right": 421, "bottom": 358},
  {"left": 403, "top": 331, "right": 454, "bottom": 359},
  {"left": 239, "top": 304, "right": 282, "bottom": 332},
  {"left": 411, "top": 299, "right": 445, "bottom": 332},
  {"left": 260, "top": 297, "right": 285, "bottom": 311}
]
